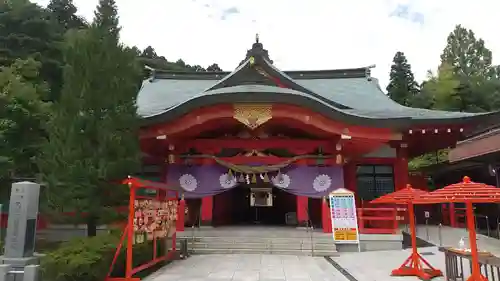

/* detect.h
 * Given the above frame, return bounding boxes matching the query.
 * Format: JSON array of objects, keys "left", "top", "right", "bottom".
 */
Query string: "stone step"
[
  {"left": 189, "top": 241, "right": 336, "bottom": 251},
  {"left": 190, "top": 247, "right": 337, "bottom": 256},
  {"left": 181, "top": 236, "right": 333, "bottom": 244}
]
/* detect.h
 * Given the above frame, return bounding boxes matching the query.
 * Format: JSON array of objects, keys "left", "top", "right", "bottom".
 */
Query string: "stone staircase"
[{"left": 176, "top": 226, "right": 337, "bottom": 256}]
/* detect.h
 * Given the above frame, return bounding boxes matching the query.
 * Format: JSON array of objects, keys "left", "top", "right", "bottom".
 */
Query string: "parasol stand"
[
  {"left": 370, "top": 184, "right": 442, "bottom": 280},
  {"left": 415, "top": 176, "right": 500, "bottom": 281}
]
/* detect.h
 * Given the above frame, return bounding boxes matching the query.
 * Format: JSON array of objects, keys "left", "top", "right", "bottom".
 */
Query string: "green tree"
[
  {"left": 441, "top": 25, "right": 492, "bottom": 77},
  {"left": 0, "top": 58, "right": 50, "bottom": 180},
  {"left": 47, "top": 0, "right": 86, "bottom": 31},
  {"left": 386, "top": 51, "right": 419, "bottom": 106},
  {"left": 93, "top": 0, "right": 120, "bottom": 40},
  {"left": 0, "top": 0, "right": 64, "bottom": 100},
  {"left": 141, "top": 46, "right": 157, "bottom": 58},
  {"left": 420, "top": 64, "right": 461, "bottom": 110},
  {"left": 438, "top": 25, "right": 495, "bottom": 111},
  {"left": 38, "top": 27, "right": 142, "bottom": 236},
  {"left": 207, "top": 63, "right": 223, "bottom": 72}
]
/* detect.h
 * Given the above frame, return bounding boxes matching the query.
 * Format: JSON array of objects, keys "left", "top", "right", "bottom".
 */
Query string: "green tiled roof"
[
  {"left": 138, "top": 79, "right": 215, "bottom": 117},
  {"left": 137, "top": 75, "right": 486, "bottom": 123},
  {"left": 137, "top": 39, "right": 496, "bottom": 126}
]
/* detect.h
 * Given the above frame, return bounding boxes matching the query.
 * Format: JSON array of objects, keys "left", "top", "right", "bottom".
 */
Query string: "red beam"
[
  {"left": 187, "top": 156, "right": 339, "bottom": 165},
  {"left": 183, "top": 138, "right": 332, "bottom": 151}
]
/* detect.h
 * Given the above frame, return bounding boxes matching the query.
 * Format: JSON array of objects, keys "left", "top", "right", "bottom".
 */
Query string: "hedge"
[{"left": 40, "top": 232, "right": 169, "bottom": 281}]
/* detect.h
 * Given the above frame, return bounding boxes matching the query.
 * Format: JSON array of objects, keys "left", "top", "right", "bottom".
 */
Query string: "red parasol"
[
  {"left": 371, "top": 184, "right": 442, "bottom": 280},
  {"left": 415, "top": 176, "right": 500, "bottom": 281}
]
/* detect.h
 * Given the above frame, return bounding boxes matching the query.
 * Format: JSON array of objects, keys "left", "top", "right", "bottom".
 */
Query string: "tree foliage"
[
  {"left": 386, "top": 51, "right": 419, "bottom": 106},
  {"left": 139, "top": 45, "right": 224, "bottom": 72},
  {"left": 408, "top": 24, "right": 500, "bottom": 170},
  {"left": 0, "top": 0, "right": 64, "bottom": 100},
  {"left": 47, "top": 0, "right": 86, "bottom": 31},
  {"left": 93, "top": 0, "right": 120, "bottom": 41},
  {"left": 436, "top": 25, "right": 498, "bottom": 112},
  {"left": 0, "top": 58, "right": 50, "bottom": 180},
  {"left": 38, "top": 27, "right": 142, "bottom": 236}
]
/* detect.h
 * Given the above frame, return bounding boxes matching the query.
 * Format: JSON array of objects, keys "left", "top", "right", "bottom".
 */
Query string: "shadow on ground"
[{"left": 402, "top": 232, "right": 435, "bottom": 249}]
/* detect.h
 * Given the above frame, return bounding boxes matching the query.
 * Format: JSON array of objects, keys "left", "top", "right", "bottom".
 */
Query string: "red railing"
[{"left": 357, "top": 207, "right": 398, "bottom": 234}]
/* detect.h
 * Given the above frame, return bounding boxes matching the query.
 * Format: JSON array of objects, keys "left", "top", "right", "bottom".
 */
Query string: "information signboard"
[{"left": 329, "top": 188, "right": 361, "bottom": 251}]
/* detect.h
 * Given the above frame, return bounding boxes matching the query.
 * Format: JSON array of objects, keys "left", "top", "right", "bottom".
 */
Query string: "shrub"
[
  {"left": 40, "top": 233, "right": 170, "bottom": 281},
  {"left": 40, "top": 234, "right": 119, "bottom": 281}
]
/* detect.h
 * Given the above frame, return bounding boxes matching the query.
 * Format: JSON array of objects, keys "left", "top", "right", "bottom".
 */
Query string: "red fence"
[{"left": 356, "top": 207, "right": 400, "bottom": 234}]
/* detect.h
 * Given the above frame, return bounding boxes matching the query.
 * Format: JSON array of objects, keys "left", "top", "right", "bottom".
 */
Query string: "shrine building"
[{"left": 137, "top": 37, "right": 499, "bottom": 233}]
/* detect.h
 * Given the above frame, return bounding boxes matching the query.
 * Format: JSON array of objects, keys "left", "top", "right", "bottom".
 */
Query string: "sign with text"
[{"left": 329, "top": 188, "right": 360, "bottom": 251}]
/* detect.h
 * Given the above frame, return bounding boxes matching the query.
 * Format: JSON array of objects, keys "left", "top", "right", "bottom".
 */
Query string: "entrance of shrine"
[{"left": 213, "top": 183, "right": 296, "bottom": 226}]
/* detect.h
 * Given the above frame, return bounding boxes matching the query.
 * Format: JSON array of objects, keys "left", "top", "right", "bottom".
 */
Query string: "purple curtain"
[
  {"left": 271, "top": 165, "right": 344, "bottom": 198},
  {"left": 167, "top": 164, "right": 344, "bottom": 199}
]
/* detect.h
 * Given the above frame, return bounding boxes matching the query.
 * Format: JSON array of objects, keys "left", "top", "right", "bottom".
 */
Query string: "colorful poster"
[{"left": 329, "top": 188, "right": 360, "bottom": 251}]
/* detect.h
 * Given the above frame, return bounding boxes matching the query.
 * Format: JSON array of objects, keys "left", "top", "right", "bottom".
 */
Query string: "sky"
[{"left": 34, "top": 0, "right": 500, "bottom": 90}]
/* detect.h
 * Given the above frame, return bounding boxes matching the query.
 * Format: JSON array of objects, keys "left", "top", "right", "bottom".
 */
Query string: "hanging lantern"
[
  {"left": 238, "top": 174, "right": 245, "bottom": 183},
  {"left": 263, "top": 173, "right": 270, "bottom": 182},
  {"left": 336, "top": 154, "right": 342, "bottom": 165},
  {"left": 228, "top": 169, "right": 233, "bottom": 179},
  {"left": 259, "top": 174, "right": 264, "bottom": 180},
  {"left": 246, "top": 174, "right": 250, "bottom": 184},
  {"left": 251, "top": 174, "right": 257, "bottom": 183}
]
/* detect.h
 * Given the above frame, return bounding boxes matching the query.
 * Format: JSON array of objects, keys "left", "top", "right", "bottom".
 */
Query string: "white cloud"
[{"left": 34, "top": 0, "right": 500, "bottom": 91}]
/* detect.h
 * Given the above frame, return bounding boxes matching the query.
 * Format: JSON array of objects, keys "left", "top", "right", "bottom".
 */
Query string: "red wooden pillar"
[
  {"left": 296, "top": 196, "right": 309, "bottom": 227},
  {"left": 321, "top": 197, "right": 332, "bottom": 233},
  {"left": 201, "top": 196, "right": 213, "bottom": 226},
  {"left": 395, "top": 143, "right": 409, "bottom": 190},
  {"left": 177, "top": 195, "right": 185, "bottom": 231},
  {"left": 449, "top": 203, "right": 457, "bottom": 227}
]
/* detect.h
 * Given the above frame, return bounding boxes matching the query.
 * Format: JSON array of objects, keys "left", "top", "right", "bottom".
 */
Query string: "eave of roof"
[
  {"left": 137, "top": 38, "right": 500, "bottom": 129},
  {"left": 141, "top": 84, "right": 410, "bottom": 128}
]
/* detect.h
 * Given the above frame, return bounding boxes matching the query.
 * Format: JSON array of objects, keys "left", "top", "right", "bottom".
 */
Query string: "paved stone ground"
[
  {"left": 145, "top": 254, "right": 349, "bottom": 281},
  {"left": 414, "top": 225, "right": 500, "bottom": 255},
  {"left": 331, "top": 247, "right": 448, "bottom": 281}
]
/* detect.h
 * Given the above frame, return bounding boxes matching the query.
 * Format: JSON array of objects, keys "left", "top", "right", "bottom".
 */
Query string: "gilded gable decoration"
[{"left": 233, "top": 104, "right": 272, "bottom": 130}]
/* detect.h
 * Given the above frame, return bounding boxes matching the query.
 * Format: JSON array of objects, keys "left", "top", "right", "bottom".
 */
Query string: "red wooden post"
[
  {"left": 449, "top": 203, "right": 456, "bottom": 227},
  {"left": 176, "top": 194, "right": 185, "bottom": 231},
  {"left": 395, "top": 144, "right": 409, "bottom": 191},
  {"left": 321, "top": 197, "right": 332, "bottom": 233},
  {"left": 393, "top": 208, "right": 398, "bottom": 233},
  {"left": 126, "top": 184, "right": 135, "bottom": 279},
  {"left": 465, "top": 201, "right": 487, "bottom": 281},
  {"left": 201, "top": 196, "right": 213, "bottom": 226},
  {"left": 296, "top": 196, "right": 308, "bottom": 227}
]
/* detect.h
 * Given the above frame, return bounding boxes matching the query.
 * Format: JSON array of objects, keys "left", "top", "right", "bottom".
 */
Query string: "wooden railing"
[
  {"left": 357, "top": 207, "right": 398, "bottom": 234},
  {"left": 440, "top": 247, "right": 500, "bottom": 281}
]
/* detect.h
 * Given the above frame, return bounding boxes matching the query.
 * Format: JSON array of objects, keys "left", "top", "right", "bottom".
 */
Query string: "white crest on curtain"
[
  {"left": 272, "top": 173, "right": 291, "bottom": 189},
  {"left": 179, "top": 174, "right": 197, "bottom": 191},
  {"left": 313, "top": 174, "right": 332, "bottom": 192},
  {"left": 219, "top": 173, "right": 237, "bottom": 189}
]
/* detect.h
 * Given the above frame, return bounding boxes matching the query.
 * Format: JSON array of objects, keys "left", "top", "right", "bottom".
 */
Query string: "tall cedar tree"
[
  {"left": 439, "top": 25, "right": 494, "bottom": 111},
  {"left": 0, "top": 58, "right": 49, "bottom": 181},
  {"left": 47, "top": 0, "right": 86, "bottom": 31},
  {"left": 38, "top": 26, "right": 142, "bottom": 236},
  {"left": 94, "top": 0, "right": 120, "bottom": 41},
  {"left": 0, "top": 0, "right": 63, "bottom": 101},
  {"left": 386, "top": 52, "right": 419, "bottom": 106}
]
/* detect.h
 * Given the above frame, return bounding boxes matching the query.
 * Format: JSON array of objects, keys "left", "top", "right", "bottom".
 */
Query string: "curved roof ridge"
[
  {"left": 141, "top": 84, "right": 410, "bottom": 128},
  {"left": 262, "top": 58, "right": 352, "bottom": 109},
  {"left": 204, "top": 59, "right": 251, "bottom": 91}
]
